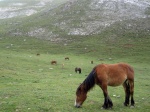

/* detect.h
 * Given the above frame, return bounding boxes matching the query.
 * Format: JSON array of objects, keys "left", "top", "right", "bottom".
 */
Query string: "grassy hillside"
[{"left": 0, "top": 31, "right": 150, "bottom": 112}]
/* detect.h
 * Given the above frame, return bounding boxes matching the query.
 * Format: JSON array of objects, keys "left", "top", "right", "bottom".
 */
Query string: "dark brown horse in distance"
[
  {"left": 65, "top": 57, "right": 69, "bottom": 60},
  {"left": 51, "top": 60, "right": 57, "bottom": 65},
  {"left": 75, "top": 63, "right": 135, "bottom": 109},
  {"left": 75, "top": 67, "right": 82, "bottom": 74}
]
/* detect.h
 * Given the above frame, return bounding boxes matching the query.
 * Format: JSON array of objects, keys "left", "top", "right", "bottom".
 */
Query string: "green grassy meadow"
[{"left": 0, "top": 34, "right": 150, "bottom": 112}]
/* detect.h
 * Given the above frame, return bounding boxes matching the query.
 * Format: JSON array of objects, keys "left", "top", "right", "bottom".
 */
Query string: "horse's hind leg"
[
  {"left": 129, "top": 80, "right": 135, "bottom": 106},
  {"left": 79, "top": 70, "right": 81, "bottom": 74},
  {"left": 123, "top": 81, "right": 130, "bottom": 106}
]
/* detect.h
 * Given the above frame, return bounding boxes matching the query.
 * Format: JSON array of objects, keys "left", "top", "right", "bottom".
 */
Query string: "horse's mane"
[{"left": 77, "top": 68, "right": 96, "bottom": 94}]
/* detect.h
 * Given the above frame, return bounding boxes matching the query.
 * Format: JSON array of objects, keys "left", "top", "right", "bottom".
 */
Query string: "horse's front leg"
[
  {"left": 102, "top": 93, "right": 113, "bottom": 109},
  {"left": 108, "top": 96, "right": 113, "bottom": 108},
  {"left": 101, "top": 85, "right": 113, "bottom": 109}
]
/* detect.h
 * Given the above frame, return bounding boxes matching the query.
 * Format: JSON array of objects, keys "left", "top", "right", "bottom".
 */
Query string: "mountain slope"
[
  {"left": 0, "top": 0, "right": 69, "bottom": 19},
  {"left": 52, "top": 0, "right": 150, "bottom": 35},
  {"left": 2, "top": 0, "right": 150, "bottom": 41}
]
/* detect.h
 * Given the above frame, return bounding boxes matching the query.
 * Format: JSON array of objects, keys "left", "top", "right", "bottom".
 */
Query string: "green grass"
[{"left": 0, "top": 35, "right": 150, "bottom": 112}]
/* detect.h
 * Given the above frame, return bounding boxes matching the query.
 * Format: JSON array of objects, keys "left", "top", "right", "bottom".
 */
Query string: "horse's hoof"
[
  {"left": 101, "top": 105, "right": 107, "bottom": 109},
  {"left": 124, "top": 103, "right": 129, "bottom": 106},
  {"left": 130, "top": 105, "right": 135, "bottom": 108},
  {"left": 101, "top": 107, "right": 105, "bottom": 110},
  {"left": 109, "top": 107, "right": 112, "bottom": 110},
  {"left": 101, "top": 106, "right": 107, "bottom": 110},
  {"left": 101, "top": 107, "right": 112, "bottom": 110}
]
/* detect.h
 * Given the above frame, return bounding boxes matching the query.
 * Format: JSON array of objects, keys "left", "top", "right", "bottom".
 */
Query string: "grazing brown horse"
[
  {"left": 75, "top": 67, "right": 82, "bottom": 74},
  {"left": 75, "top": 63, "right": 135, "bottom": 109},
  {"left": 51, "top": 60, "right": 57, "bottom": 65},
  {"left": 36, "top": 53, "right": 40, "bottom": 56},
  {"left": 65, "top": 57, "right": 69, "bottom": 60}
]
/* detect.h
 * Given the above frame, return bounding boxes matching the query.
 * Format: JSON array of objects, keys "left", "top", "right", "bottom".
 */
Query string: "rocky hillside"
[
  {"left": 52, "top": 0, "right": 150, "bottom": 36},
  {"left": 0, "top": 0, "right": 69, "bottom": 19},
  {"left": 1, "top": 0, "right": 150, "bottom": 40}
]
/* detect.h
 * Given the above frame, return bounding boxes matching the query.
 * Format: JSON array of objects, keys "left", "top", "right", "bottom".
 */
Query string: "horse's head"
[{"left": 75, "top": 84, "right": 87, "bottom": 108}]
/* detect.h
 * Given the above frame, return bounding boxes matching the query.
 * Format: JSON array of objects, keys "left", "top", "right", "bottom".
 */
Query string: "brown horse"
[
  {"left": 75, "top": 67, "right": 82, "bottom": 74},
  {"left": 51, "top": 60, "right": 57, "bottom": 65},
  {"left": 36, "top": 53, "right": 40, "bottom": 56},
  {"left": 75, "top": 63, "right": 134, "bottom": 109},
  {"left": 65, "top": 57, "right": 69, "bottom": 60}
]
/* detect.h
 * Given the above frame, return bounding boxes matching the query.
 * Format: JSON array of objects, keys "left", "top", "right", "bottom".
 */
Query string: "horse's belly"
[
  {"left": 108, "top": 81, "right": 123, "bottom": 86},
  {"left": 108, "top": 76, "right": 126, "bottom": 87}
]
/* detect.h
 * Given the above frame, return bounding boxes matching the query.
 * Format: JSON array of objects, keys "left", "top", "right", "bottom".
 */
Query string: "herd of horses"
[
  {"left": 50, "top": 57, "right": 83, "bottom": 74},
  {"left": 43, "top": 55, "right": 135, "bottom": 110},
  {"left": 50, "top": 57, "right": 69, "bottom": 65}
]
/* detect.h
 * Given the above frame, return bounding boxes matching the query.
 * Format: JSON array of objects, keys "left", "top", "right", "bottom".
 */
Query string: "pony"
[
  {"left": 75, "top": 67, "right": 82, "bottom": 74},
  {"left": 75, "top": 63, "right": 135, "bottom": 109},
  {"left": 65, "top": 57, "right": 69, "bottom": 60},
  {"left": 51, "top": 60, "right": 57, "bottom": 65},
  {"left": 36, "top": 53, "right": 40, "bottom": 56}
]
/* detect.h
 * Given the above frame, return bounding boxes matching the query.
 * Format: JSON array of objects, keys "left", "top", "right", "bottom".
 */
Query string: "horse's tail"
[{"left": 82, "top": 68, "right": 96, "bottom": 92}]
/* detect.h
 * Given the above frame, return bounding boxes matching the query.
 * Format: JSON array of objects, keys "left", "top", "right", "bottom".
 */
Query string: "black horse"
[{"left": 75, "top": 67, "right": 82, "bottom": 74}]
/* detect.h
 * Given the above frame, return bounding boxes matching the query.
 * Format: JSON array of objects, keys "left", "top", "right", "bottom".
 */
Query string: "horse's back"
[
  {"left": 95, "top": 63, "right": 134, "bottom": 86},
  {"left": 117, "top": 63, "right": 134, "bottom": 80},
  {"left": 95, "top": 63, "right": 133, "bottom": 75}
]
